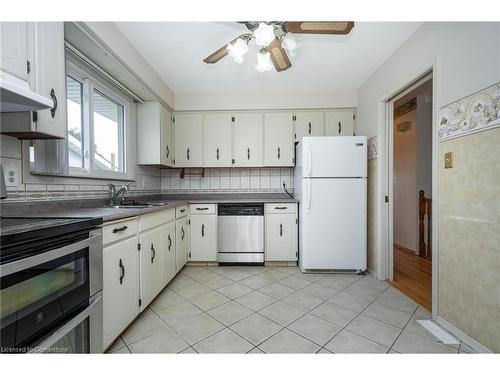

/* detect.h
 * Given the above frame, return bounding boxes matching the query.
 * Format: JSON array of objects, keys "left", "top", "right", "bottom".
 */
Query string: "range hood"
[{"left": 0, "top": 71, "right": 52, "bottom": 113}]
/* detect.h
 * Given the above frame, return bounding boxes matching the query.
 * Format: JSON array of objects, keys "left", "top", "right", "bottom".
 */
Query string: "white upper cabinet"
[
  {"left": 294, "top": 112, "right": 325, "bottom": 141},
  {"left": 137, "top": 101, "right": 172, "bottom": 166},
  {"left": 0, "top": 22, "right": 29, "bottom": 81},
  {"left": 234, "top": 112, "right": 263, "bottom": 167},
  {"left": 264, "top": 112, "right": 294, "bottom": 166},
  {"left": 203, "top": 113, "right": 232, "bottom": 167},
  {"left": 32, "top": 22, "right": 67, "bottom": 139},
  {"left": 325, "top": 110, "right": 355, "bottom": 136},
  {"left": 174, "top": 113, "right": 203, "bottom": 167}
]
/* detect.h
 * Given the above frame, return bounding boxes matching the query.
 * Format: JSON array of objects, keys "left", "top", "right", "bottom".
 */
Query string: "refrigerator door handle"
[
  {"left": 306, "top": 179, "right": 312, "bottom": 211},
  {"left": 305, "top": 146, "right": 312, "bottom": 177}
]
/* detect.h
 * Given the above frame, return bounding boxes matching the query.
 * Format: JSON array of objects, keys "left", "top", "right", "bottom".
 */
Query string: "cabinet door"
[
  {"left": 189, "top": 215, "right": 217, "bottom": 261},
  {"left": 295, "top": 112, "right": 324, "bottom": 142},
  {"left": 325, "top": 111, "right": 355, "bottom": 136},
  {"left": 265, "top": 214, "right": 297, "bottom": 261},
  {"left": 175, "top": 217, "right": 188, "bottom": 271},
  {"left": 174, "top": 114, "right": 203, "bottom": 167},
  {"left": 161, "top": 221, "right": 176, "bottom": 288},
  {"left": 0, "top": 22, "right": 28, "bottom": 81},
  {"left": 33, "top": 22, "right": 67, "bottom": 139},
  {"left": 103, "top": 237, "right": 140, "bottom": 349},
  {"left": 234, "top": 113, "right": 263, "bottom": 167},
  {"left": 139, "top": 227, "right": 163, "bottom": 308},
  {"left": 264, "top": 112, "right": 294, "bottom": 166},
  {"left": 203, "top": 113, "right": 232, "bottom": 167},
  {"left": 160, "top": 105, "right": 173, "bottom": 166}
]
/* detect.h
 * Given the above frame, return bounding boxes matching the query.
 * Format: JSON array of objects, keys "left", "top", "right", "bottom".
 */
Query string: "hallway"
[{"left": 392, "top": 246, "right": 432, "bottom": 311}]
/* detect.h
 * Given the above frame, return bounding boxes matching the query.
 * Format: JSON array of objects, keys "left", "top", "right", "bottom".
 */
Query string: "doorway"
[{"left": 390, "top": 76, "right": 433, "bottom": 311}]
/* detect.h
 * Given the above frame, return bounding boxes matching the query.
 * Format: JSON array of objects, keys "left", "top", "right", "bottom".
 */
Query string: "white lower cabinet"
[
  {"left": 161, "top": 221, "right": 176, "bottom": 288},
  {"left": 265, "top": 203, "right": 298, "bottom": 262},
  {"left": 189, "top": 213, "right": 217, "bottom": 262},
  {"left": 176, "top": 216, "right": 189, "bottom": 271},
  {"left": 139, "top": 226, "right": 163, "bottom": 309},
  {"left": 103, "top": 236, "right": 140, "bottom": 349}
]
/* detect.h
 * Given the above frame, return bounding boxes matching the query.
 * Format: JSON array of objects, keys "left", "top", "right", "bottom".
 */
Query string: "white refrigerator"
[{"left": 294, "top": 136, "right": 367, "bottom": 272}]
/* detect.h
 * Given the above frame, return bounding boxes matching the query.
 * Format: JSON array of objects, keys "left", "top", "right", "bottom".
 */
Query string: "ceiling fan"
[{"left": 203, "top": 21, "right": 355, "bottom": 73}]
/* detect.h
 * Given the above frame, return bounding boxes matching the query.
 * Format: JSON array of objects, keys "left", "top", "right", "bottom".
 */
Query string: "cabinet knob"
[
  {"left": 201, "top": 224, "right": 205, "bottom": 237},
  {"left": 308, "top": 122, "right": 311, "bottom": 134},
  {"left": 166, "top": 145, "right": 169, "bottom": 158},
  {"left": 187, "top": 148, "right": 190, "bottom": 160},
  {"left": 216, "top": 148, "right": 219, "bottom": 160},
  {"left": 338, "top": 121, "right": 342, "bottom": 134},
  {"left": 280, "top": 223, "right": 283, "bottom": 237},
  {"left": 277, "top": 147, "right": 281, "bottom": 159},
  {"left": 247, "top": 148, "right": 250, "bottom": 160}
]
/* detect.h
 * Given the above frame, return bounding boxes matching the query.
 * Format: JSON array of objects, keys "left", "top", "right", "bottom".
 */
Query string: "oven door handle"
[
  {"left": 30, "top": 292, "right": 102, "bottom": 353},
  {"left": 0, "top": 230, "right": 102, "bottom": 277}
]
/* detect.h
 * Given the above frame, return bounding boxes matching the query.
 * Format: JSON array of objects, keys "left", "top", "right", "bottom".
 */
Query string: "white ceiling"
[{"left": 115, "top": 22, "right": 422, "bottom": 95}]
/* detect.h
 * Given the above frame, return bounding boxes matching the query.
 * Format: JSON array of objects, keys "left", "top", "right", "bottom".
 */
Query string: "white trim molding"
[
  {"left": 437, "top": 316, "right": 493, "bottom": 353},
  {"left": 438, "top": 82, "right": 500, "bottom": 142}
]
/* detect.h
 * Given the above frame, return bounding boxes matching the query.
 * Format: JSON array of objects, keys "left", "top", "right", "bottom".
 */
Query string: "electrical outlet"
[{"left": 1, "top": 158, "right": 21, "bottom": 187}]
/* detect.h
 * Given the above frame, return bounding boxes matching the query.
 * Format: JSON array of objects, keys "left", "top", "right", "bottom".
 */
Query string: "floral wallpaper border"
[
  {"left": 438, "top": 82, "right": 500, "bottom": 142},
  {"left": 368, "top": 136, "right": 378, "bottom": 160}
]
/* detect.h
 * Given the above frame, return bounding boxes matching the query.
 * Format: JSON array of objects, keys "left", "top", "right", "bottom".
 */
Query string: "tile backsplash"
[
  {"left": 161, "top": 167, "right": 294, "bottom": 193},
  {"left": 0, "top": 135, "right": 161, "bottom": 202},
  {"left": 1, "top": 134, "right": 293, "bottom": 202}
]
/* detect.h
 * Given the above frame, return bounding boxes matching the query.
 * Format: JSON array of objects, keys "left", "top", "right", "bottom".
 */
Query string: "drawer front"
[
  {"left": 176, "top": 205, "right": 188, "bottom": 218},
  {"left": 140, "top": 208, "right": 175, "bottom": 232},
  {"left": 103, "top": 217, "right": 139, "bottom": 246},
  {"left": 265, "top": 203, "right": 297, "bottom": 214},
  {"left": 189, "top": 204, "right": 216, "bottom": 215}
]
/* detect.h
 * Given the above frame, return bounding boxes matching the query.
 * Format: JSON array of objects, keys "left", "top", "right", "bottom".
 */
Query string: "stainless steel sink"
[{"left": 105, "top": 204, "right": 155, "bottom": 209}]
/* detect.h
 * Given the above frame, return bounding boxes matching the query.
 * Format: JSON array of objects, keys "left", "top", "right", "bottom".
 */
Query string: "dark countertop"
[{"left": 0, "top": 193, "right": 298, "bottom": 225}]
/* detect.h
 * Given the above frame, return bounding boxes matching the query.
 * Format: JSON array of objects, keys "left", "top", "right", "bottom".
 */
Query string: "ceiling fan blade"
[
  {"left": 266, "top": 38, "right": 292, "bottom": 72},
  {"left": 203, "top": 36, "right": 241, "bottom": 64},
  {"left": 286, "top": 21, "right": 355, "bottom": 35}
]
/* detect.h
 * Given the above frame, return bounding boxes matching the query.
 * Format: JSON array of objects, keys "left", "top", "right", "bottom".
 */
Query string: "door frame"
[{"left": 378, "top": 66, "right": 439, "bottom": 318}]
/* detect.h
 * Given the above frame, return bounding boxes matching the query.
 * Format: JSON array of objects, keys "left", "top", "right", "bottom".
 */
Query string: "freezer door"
[
  {"left": 301, "top": 136, "right": 367, "bottom": 178},
  {"left": 299, "top": 178, "right": 367, "bottom": 271}
]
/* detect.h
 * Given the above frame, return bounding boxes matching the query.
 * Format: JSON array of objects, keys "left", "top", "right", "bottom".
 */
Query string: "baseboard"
[{"left": 436, "top": 316, "right": 493, "bottom": 353}]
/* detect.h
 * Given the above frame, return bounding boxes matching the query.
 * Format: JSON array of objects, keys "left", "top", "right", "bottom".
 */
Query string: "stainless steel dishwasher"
[{"left": 218, "top": 203, "right": 264, "bottom": 264}]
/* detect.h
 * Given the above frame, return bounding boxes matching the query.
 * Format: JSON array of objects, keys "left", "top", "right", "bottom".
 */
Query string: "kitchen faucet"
[{"left": 108, "top": 183, "right": 131, "bottom": 206}]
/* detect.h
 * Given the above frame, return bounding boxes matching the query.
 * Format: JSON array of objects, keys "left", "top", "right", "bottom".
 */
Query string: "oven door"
[
  {"left": 34, "top": 291, "right": 102, "bottom": 354},
  {"left": 0, "top": 229, "right": 102, "bottom": 353}
]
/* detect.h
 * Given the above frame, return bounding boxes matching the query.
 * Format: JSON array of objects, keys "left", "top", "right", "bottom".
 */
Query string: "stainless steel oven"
[{"left": 0, "top": 218, "right": 102, "bottom": 353}]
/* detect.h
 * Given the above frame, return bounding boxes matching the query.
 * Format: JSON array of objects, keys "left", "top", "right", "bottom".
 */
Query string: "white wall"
[
  {"left": 175, "top": 90, "right": 357, "bottom": 111},
  {"left": 357, "top": 22, "right": 500, "bottom": 138},
  {"left": 393, "top": 109, "right": 418, "bottom": 251},
  {"left": 83, "top": 22, "right": 176, "bottom": 109}
]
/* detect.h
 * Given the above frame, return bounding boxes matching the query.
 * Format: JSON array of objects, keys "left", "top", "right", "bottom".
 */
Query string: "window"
[{"left": 64, "top": 60, "right": 130, "bottom": 179}]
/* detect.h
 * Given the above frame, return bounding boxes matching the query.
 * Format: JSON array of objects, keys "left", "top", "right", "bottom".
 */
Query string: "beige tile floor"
[{"left": 107, "top": 266, "right": 476, "bottom": 354}]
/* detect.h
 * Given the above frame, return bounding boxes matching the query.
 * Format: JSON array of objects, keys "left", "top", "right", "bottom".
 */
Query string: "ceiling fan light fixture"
[
  {"left": 253, "top": 22, "right": 275, "bottom": 47},
  {"left": 227, "top": 38, "right": 249, "bottom": 64},
  {"left": 255, "top": 49, "right": 273, "bottom": 73},
  {"left": 281, "top": 33, "right": 298, "bottom": 56}
]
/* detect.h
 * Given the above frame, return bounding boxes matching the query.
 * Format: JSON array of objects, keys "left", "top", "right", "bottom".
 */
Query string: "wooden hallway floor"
[{"left": 391, "top": 245, "right": 432, "bottom": 312}]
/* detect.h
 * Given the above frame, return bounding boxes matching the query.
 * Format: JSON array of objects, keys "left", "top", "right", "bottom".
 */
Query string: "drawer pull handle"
[
  {"left": 275, "top": 206, "right": 287, "bottom": 210},
  {"left": 201, "top": 224, "right": 205, "bottom": 237},
  {"left": 196, "top": 207, "right": 209, "bottom": 211},
  {"left": 119, "top": 258, "right": 125, "bottom": 285},
  {"left": 151, "top": 244, "right": 156, "bottom": 263},
  {"left": 181, "top": 227, "right": 185, "bottom": 240},
  {"left": 180, "top": 208, "right": 185, "bottom": 213},
  {"left": 112, "top": 225, "right": 128, "bottom": 233},
  {"left": 168, "top": 234, "right": 172, "bottom": 250},
  {"left": 280, "top": 223, "right": 283, "bottom": 237}
]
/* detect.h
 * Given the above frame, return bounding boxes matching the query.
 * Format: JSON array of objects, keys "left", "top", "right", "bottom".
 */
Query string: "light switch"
[{"left": 444, "top": 152, "right": 453, "bottom": 169}]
